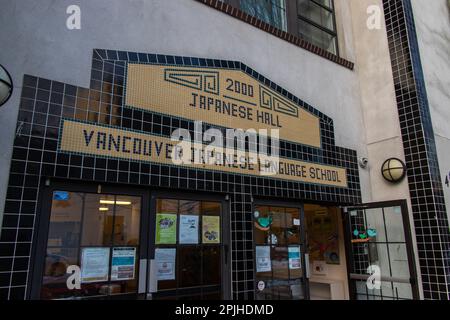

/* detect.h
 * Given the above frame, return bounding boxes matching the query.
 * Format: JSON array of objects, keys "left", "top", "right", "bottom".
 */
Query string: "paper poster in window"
[
  {"left": 255, "top": 246, "right": 271, "bottom": 273},
  {"left": 179, "top": 215, "right": 199, "bottom": 244},
  {"left": 288, "top": 246, "right": 301, "bottom": 270},
  {"left": 202, "top": 216, "right": 220, "bottom": 244},
  {"left": 111, "top": 247, "right": 136, "bottom": 281},
  {"left": 155, "top": 213, "right": 177, "bottom": 244},
  {"left": 81, "top": 247, "right": 110, "bottom": 283},
  {"left": 155, "top": 248, "right": 176, "bottom": 281}
]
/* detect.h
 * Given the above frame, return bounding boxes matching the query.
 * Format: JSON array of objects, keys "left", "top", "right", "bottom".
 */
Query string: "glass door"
[
  {"left": 34, "top": 186, "right": 143, "bottom": 300},
  {"left": 147, "top": 194, "right": 229, "bottom": 300},
  {"left": 344, "top": 201, "right": 419, "bottom": 300},
  {"left": 253, "top": 203, "right": 308, "bottom": 300}
]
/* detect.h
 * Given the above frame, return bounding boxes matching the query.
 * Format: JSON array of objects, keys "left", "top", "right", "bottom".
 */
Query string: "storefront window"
[
  {"left": 41, "top": 191, "right": 141, "bottom": 300},
  {"left": 154, "top": 199, "right": 222, "bottom": 300},
  {"left": 254, "top": 205, "right": 305, "bottom": 300},
  {"left": 240, "top": 0, "right": 287, "bottom": 31},
  {"left": 224, "top": 0, "right": 338, "bottom": 55},
  {"left": 297, "top": 0, "right": 337, "bottom": 54}
]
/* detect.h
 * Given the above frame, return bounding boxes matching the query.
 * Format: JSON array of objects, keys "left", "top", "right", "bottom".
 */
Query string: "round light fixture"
[
  {"left": 0, "top": 64, "right": 13, "bottom": 107},
  {"left": 381, "top": 158, "right": 407, "bottom": 183}
]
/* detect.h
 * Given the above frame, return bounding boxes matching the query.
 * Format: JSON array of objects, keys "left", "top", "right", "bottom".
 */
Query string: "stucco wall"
[
  {"left": 349, "top": 0, "right": 423, "bottom": 298},
  {"left": 0, "top": 0, "right": 371, "bottom": 226},
  {"left": 411, "top": 0, "right": 450, "bottom": 222}
]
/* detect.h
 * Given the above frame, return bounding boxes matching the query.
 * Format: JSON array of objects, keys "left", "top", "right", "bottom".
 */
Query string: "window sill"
[{"left": 195, "top": 0, "right": 354, "bottom": 70}]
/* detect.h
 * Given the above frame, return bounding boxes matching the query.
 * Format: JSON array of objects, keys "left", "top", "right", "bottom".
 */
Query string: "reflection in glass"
[
  {"left": 270, "top": 280, "right": 292, "bottom": 299},
  {"left": 285, "top": 208, "right": 301, "bottom": 244},
  {"left": 154, "top": 199, "right": 222, "bottom": 300},
  {"left": 271, "top": 247, "right": 289, "bottom": 280},
  {"left": 179, "top": 200, "right": 200, "bottom": 215},
  {"left": 297, "top": 0, "right": 334, "bottom": 29},
  {"left": 42, "top": 191, "right": 142, "bottom": 299},
  {"left": 383, "top": 207, "right": 405, "bottom": 242},
  {"left": 297, "top": 0, "right": 337, "bottom": 54},
  {"left": 48, "top": 192, "right": 82, "bottom": 248},
  {"left": 393, "top": 282, "right": 413, "bottom": 300},
  {"left": 365, "top": 208, "right": 386, "bottom": 242},
  {"left": 297, "top": 19, "right": 336, "bottom": 54},
  {"left": 41, "top": 247, "right": 79, "bottom": 300},
  {"left": 81, "top": 194, "right": 114, "bottom": 246},
  {"left": 114, "top": 196, "right": 141, "bottom": 246},
  {"left": 270, "top": 208, "right": 287, "bottom": 246},
  {"left": 179, "top": 246, "right": 202, "bottom": 288},
  {"left": 157, "top": 199, "right": 178, "bottom": 214},
  {"left": 201, "top": 202, "right": 221, "bottom": 216},
  {"left": 388, "top": 243, "right": 409, "bottom": 279},
  {"left": 203, "top": 246, "right": 221, "bottom": 285},
  {"left": 254, "top": 205, "right": 304, "bottom": 300},
  {"left": 254, "top": 206, "right": 270, "bottom": 245},
  {"left": 240, "top": 0, "right": 287, "bottom": 31},
  {"left": 289, "top": 279, "right": 304, "bottom": 299}
]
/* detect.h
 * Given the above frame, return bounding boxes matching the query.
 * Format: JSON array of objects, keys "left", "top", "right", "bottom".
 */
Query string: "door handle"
[
  {"left": 138, "top": 259, "right": 147, "bottom": 294},
  {"left": 305, "top": 254, "right": 311, "bottom": 279},
  {"left": 148, "top": 259, "right": 158, "bottom": 293},
  {"left": 224, "top": 245, "right": 229, "bottom": 265}
]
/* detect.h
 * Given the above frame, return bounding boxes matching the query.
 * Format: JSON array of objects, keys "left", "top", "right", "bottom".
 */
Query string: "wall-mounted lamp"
[
  {"left": 0, "top": 64, "right": 13, "bottom": 107},
  {"left": 381, "top": 158, "right": 407, "bottom": 183}
]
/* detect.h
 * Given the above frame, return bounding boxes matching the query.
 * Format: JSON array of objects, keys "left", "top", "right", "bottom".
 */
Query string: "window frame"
[
  {"left": 294, "top": 0, "right": 339, "bottom": 56},
  {"left": 149, "top": 190, "right": 231, "bottom": 300},
  {"left": 30, "top": 181, "right": 150, "bottom": 300},
  {"left": 226, "top": 0, "right": 339, "bottom": 56}
]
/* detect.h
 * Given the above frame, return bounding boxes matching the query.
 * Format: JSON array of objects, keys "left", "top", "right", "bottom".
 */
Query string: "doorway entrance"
[
  {"left": 253, "top": 201, "right": 309, "bottom": 300},
  {"left": 148, "top": 193, "right": 230, "bottom": 300},
  {"left": 344, "top": 201, "right": 419, "bottom": 300},
  {"left": 32, "top": 183, "right": 146, "bottom": 300},
  {"left": 31, "top": 183, "right": 230, "bottom": 300}
]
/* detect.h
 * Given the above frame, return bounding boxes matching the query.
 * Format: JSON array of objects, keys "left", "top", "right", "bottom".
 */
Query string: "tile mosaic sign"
[
  {"left": 59, "top": 119, "right": 347, "bottom": 187},
  {"left": 125, "top": 64, "right": 321, "bottom": 148}
]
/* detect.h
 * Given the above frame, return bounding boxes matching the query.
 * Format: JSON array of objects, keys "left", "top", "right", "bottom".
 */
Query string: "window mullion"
[
  {"left": 309, "top": 0, "right": 333, "bottom": 13},
  {"left": 228, "top": 0, "right": 240, "bottom": 8},
  {"left": 286, "top": 0, "right": 300, "bottom": 35},
  {"left": 297, "top": 15, "right": 337, "bottom": 36}
]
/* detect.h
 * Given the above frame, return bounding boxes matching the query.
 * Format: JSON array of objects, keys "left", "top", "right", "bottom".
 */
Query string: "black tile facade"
[
  {"left": 383, "top": 0, "right": 450, "bottom": 300},
  {"left": 0, "top": 49, "right": 361, "bottom": 299}
]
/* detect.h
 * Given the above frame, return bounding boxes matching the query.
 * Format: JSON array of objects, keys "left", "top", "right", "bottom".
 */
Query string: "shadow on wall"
[{"left": 448, "top": 0, "right": 450, "bottom": 20}]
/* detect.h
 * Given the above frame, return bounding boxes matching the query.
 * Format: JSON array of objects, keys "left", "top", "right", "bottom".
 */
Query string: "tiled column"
[
  {"left": 383, "top": 0, "right": 450, "bottom": 299},
  {"left": 230, "top": 182, "right": 254, "bottom": 300}
]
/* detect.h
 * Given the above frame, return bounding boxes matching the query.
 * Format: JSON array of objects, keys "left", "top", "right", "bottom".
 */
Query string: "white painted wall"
[{"left": 0, "top": 0, "right": 371, "bottom": 226}]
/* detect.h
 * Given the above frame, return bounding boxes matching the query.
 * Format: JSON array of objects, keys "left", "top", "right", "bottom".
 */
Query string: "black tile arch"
[
  {"left": 383, "top": 0, "right": 450, "bottom": 300},
  {"left": 0, "top": 49, "right": 361, "bottom": 299}
]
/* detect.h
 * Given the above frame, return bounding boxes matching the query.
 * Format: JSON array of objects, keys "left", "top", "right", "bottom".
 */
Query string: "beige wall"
[
  {"left": 306, "top": 205, "right": 349, "bottom": 300},
  {"left": 411, "top": 0, "right": 450, "bottom": 222},
  {"left": 348, "top": 0, "right": 423, "bottom": 298}
]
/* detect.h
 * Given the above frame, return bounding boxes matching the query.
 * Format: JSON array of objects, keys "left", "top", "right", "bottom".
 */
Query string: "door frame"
[
  {"left": 147, "top": 189, "right": 231, "bottom": 300},
  {"left": 252, "top": 198, "right": 310, "bottom": 300},
  {"left": 29, "top": 179, "right": 150, "bottom": 299},
  {"left": 342, "top": 199, "right": 420, "bottom": 300}
]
